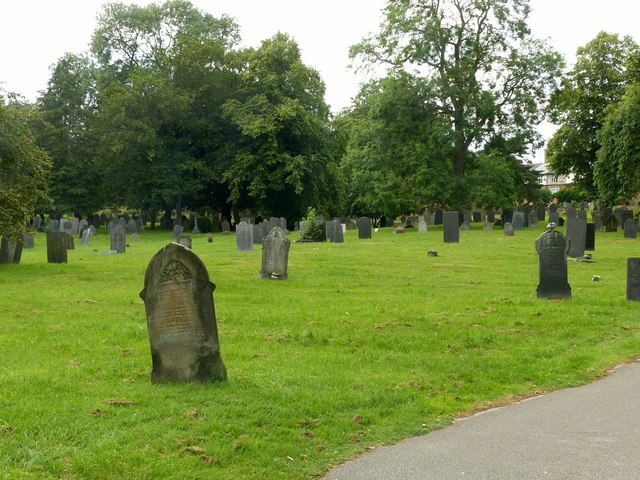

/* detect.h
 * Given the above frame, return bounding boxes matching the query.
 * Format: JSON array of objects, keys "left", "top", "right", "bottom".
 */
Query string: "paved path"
[{"left": 323, "top": 361, "right": 640, "bottom": 479}]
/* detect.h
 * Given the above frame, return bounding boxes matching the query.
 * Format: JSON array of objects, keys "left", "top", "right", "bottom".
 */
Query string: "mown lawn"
[{"left": 0, "top": 224, "right": 638, "bottom": 479}]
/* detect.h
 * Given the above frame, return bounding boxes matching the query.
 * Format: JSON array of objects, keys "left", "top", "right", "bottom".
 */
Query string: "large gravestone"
[
  {"left": 260, "top": 227, "right": 291, "bottom": 280},
  {"left": 127, "top": 219, "right": 138, "bottom": 235},
  {"left": 357, "top": 217, "right": 372, "bottom": 239},
  {"left": 325, "top": 219, "right": 338, "bottom": 242},
  {"left": 503, "top": 222, "right": 514, "bottom": 236},
  {"left": 110, "top": 224, "right": 126, "bottom": 253},
  {"left": 548, "top": 204, "right": 557, "bottom": 214},
  {"left": 140, "top": 242, "right": 227, "bottom": 383},
  {"left": 70, "top": 217, "right": 80, "bottom": 235},
  {"left": 565, "top": 217, "right": 586, "bottom": 258},
  {"left": 528, "top": 210, "right": 539, "bottom": 228},
  {"left": 628, "top": 258, "right": 640, "bottom": 301},
  {"left": 46, "top": 232, "right": 68, "bottom": 263},
  {"left": 502, "top": 210, "right": 513, "bottom": 225},
  {"left": 624, "top": 218, "right": 637, "bottom": 239},
  {"left": 512, "top": 212, "right": 525, "bottom": 231},
  {"left": 278, "top": 217, "right": 287, "bottom": 232},
  {"left": 80, "top": 228, "right": 94, "bottom": 247},
  {"left": 236, "top": 221, "right": 253, "bottom": 251},
  {"left": 443, "top": 211, "right": 460, "bottom": 243},
  {"left": 621, "top": 210, "right": 634, "bottom": 228},
  {"left": 268, "top": 217, "right": 280, "bottom": 235},
  {"left": 585, "top": 223, "right": 596, "bottom": 251},
  {"left": 535, "top": 227, "right": 571, "bottom": 299}
]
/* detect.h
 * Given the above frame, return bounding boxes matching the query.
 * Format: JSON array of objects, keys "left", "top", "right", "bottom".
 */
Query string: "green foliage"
[
  {"left": 2, "top": 228, "right": 640, "bottom": 479},
  {"left": 298, "top": 207, "right": 325, "bottom": 242},
  {"left": 0, "top": 95, "right": 51, "bottom": 235},
  {"left": 554, "top": 185, "right": 592, "bottom": 204},
  {"left": 546, "top": 32, "right": 639, "bottom": 196},
  {"left": 191, "top": 215, "right": 213, "bottom": 233}
]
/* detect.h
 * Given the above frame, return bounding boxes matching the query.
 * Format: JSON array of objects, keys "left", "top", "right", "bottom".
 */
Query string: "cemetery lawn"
[{"left": 1, "top": 226, "right": 639, "bottom": 479}]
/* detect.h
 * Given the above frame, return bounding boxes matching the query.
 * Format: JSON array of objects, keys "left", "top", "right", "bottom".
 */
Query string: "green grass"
[{"left": 1, "top": 224, "right": 639, "bottom": 479}]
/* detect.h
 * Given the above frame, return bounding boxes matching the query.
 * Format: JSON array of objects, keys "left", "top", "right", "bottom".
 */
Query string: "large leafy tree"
[
  {"left": 351, "top": 0, "right": 562, "bottom": 193},
  {"left": 36, "top": 53, "right": 100, "bottom": 217},
  {"left": 546, "top": 32, "right": 639, "bottom": 197},
  {"left": 0, "top": 95, "right": 51, "bottom": 235},
  {"left": 221, "top": 33, "right": 342, "bottom": 221},
  {"left": 91, "top": 0, "right": 240, "bottom": 223}
]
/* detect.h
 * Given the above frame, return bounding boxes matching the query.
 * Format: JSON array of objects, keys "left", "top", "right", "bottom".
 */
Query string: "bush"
[
  {"left": 299, "top": 207, "right": 325, "bottom": 242},
  {"left": 191, "top": 215, "right": 213, "bottom": 233}
]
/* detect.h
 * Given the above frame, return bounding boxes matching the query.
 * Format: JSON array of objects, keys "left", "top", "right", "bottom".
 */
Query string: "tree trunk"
[{"left": 175, "top": 195, "right": 183, "bottom": 226}]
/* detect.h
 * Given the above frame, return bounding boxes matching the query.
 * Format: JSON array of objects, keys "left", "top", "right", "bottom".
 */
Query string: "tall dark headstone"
[
  {"left": 535, "top": 227, "right": 571, "bottom": 299},
  {"left": 512, "top": 212, "right": 525, "bottom": 231},
  {"left": 443, "top": 212, "right": 460, "bottom": 243},
  {"left": 472, "top": 211, "right": 482, "bottom": 223},
  {"left": 46, "top": 232, "right": 68, "bottom": 264},
  {"left": 549, "top": 212, "right": 560, "bottom": 226},
  {"left": 110, "top": 224, "right": 126, "bottom": 253},
  {"left": 624, "top": 218, "right": 638, "bottom": 239},
  {"left": 485, "top": 210, "right": 496, "bottom": 223},
  {"left": 434, "top": 210, "right": 443, "bottom": 225},
  {"left": 605, "top": 215, "right": 618, "bottom": 232},
  {"left": 585, "top": 223, "right": 596, "bottom": 251},
  {"left": 357, "top": 217, "right": 372, "bottom": 239},
  {"left": 536, "top": 206, "right": 546, "bottom": 223},
  {"left": 565, "top": 204, "right": 577, "bottom": 219},
  {"left": 601, "top": 207, "right": 612, "bottom": 225},
  {"left": 565, "top": 217, "right": 586, "bottom": 258},
  {"left": 260, "top": 227, "right": 291, "bottom": 280},
  {"left": 628, "top": 258, "right": 640, "bottom": 301},
  {"left": 140, "top": 243, "right": 226, "bottom": 383},
  {"left": 577, "top": 210, "right": 587, "bottom": 222},
  {"left": 502, "top": 210, "right": 513, "bottom": 225},
  {"left": 548, "top": 204, "right": 558, "bottom": 214},
  {"left": 236, "top": 221, "right": 253, "bottom": 251}
]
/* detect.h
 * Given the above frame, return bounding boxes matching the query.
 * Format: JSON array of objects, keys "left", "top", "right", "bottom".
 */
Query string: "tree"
[
  {"left": 0, "top": 94, "right": 51, "bottom": 236},
  {"left": 340, "top": 73, "right": 454, "bottom": 217},
  {"left": 36, "top": 53, "right": 101, "bottom": 217},
  {"left": 594, "top": 82, "right": 640, "bottom": 205},
  {"left": 351, "top": 0, "right": 562, "bottom": 191},
  {"left": 221, "top": 33, "right": 342, "bottom": 221},
  {"left": 546, "top": 32, "right": 639, "bottom": 196}
]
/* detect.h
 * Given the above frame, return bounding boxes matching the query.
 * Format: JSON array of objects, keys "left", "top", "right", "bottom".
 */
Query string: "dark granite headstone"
[
  {"left": 357, "top": 217, "right": 372, "bottom": 239},
  {"left": 628, "top": 258, "right": 640, "bottom": 301},
  {"left": 211, "top": 216, "right": 221, "bottom": 232},
  {"left": 139, "top": 242, "right": 227, "bottom": 383},
  {"left": 472, "top": 211, "right": 482, "bottom": 223},
  {"left": 535, "top": 227, "right": 571, "bottom": 299},
  {"left": 260, "top": 227, "right": 290, "bottom": 280},
  {"left": 503, "top": 222, "right": 514, "bottom": 236},
  {"left": 443, "top": 211, "right": 459, "bottom": 243},
  {"left": 565, "top": 217, "right": 586, "bottom": 257},
  {"left": 528, "top": 210, "right": 539, "bottom": 228},
  {"left": 536, "top": 206, "right": 546, "bottom": 223},
  {"left": 548, "top": 204, "right": 557, "bottom": 214},
  {"left": 236, "top": 221, "right": 253, "bottom": 251},
  {"left": 434, "top": 210, "right": 443, "bottom": 225},
  {"left": 485, "top": 210, "right": 496, "bottom": 223},
  {"left": 46, "top": 232, "right": 68, "bottom": 263},
  {"left": 585, "top": 223, "right": 596, "bottom": 251},
  {"left": 110, "top": 224, "right": 126, "bottom": 253},
  {"left": 502, "top": 210, "right": 513, "bottom": 225},
  {"left": 605, "top": 215, "right": 618, "bottom": 232},
  {"left": 577, "top": 210, "right": 587, "bottom": 222},
  {"left": 512, "top": 212, "right": 525, "bottom": 231},
  {"left": 624, "top": 218, "right": 638, "bottom": 239},
  {"left": 601, "top": 207, "right": 612, "bottom": 225}
]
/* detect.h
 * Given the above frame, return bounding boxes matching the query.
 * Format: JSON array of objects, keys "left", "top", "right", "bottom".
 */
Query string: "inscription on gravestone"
[
  {"left": 628, "top": 258, "right": 640, "bottom": 301},
  {"left": 443, "top": 212, "right": 459, "bottom": 243},
  {"left": 140, "top": 243, "right": 227, "bottom": 383},
  {"left": 260, "top": 227, "right": 291, "bottom": 280},
  {"left": 535, "top": 227, "right": 571, "bottom": 299}
]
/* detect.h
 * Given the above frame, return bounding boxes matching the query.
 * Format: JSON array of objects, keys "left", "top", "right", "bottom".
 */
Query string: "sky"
[{"left": 1, "top": 0, "right": 639, "bottom": 156}]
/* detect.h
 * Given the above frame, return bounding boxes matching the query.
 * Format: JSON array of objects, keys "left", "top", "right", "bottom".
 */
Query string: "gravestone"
[
  {"left": 127, "top": 219, "right": 138, "bottom": 234},
  {"left": 177, "top": 235, "right": 192, "bottom": 249},
  {"left": 260, "top": 226, "right": 291, "bottom": 280},
  {"left": 528, "top": 210, "right": 539, "bottom": 228},
  {"left": 434, "top": 210, "right": 443, "bottom": 225},
  {"left": 536, "top": 206, "right": 546, "bottom": 223},
  {"left": 601, "top": 207, "right": 612, "bottom": 225},
  {"left": 23, "top": 233, "right": 35, "bottom": 249},
  {"left": 107, "top": 219, "right": 115, "bottom": 234},
  {"left": 61, "top": 219, "right": 71, "bottom": 233},
  {"left": 46, "top": 232, "right": 68, "bottom": 263},
  {"left": 503, "top": 222, "right": 514, "bottom": 236},
  {"left": 260, "top": 221, "right": 270, "bottom": 240},
  {"left": 594, "top": 214, "right": 603, "bottom": 232},
  {"left": 69, "top": 217, "right": 79, "bottom": 235},
  {"left": 535, "top": 227, "right": 571, "bottom": 299},
  {"left": 577, "top": 210, "right": 587, "bottom": 222},
  {"left": 65, "top": 232, "right": 75, "bottom": 250},
  {"left": 463, "top": 212, "right": 472, "bottom": 223},
  {"left": 565, "top": 205, "right": 577, "bottom": 219},
  {"left": 548, "top": 204, "right": 557, "bottom": 214},
  {"left": 585, "top": 223, "right": 596, "bottom": 251},
  {"left": 172, "top": 225, "right": 184, "bottom": 239},
  {"left": 357, "top": 217, "right": 372, "bottom": 239},
  {"left": 485, "top": 210, "right": 496, "bottom": 223},
  {"left": 325, "top": 219, "right": 338, "bottom": 242},
  {"left": 278, "top": 217, "right": 287, "bottom": 232},
  {"left": 252, "top": 224, "right": 263, "bottom": 245},
  {"left": 0, "top": 237, "right": 23, "bottom": 264},
  {"left": 80, "top": 228, "right": 93, "bottom": 247},
  {"left": 236, "top": 221, "right": 253, "bottom": 251},
  {"left": 418, "top": 219, "right": 428, "bottom": 233},
  {"left": 443, "top": 212, "right": 459, "bottom": 243},
  {"left": 511, "top": 212, "right": 525, "bottom": 231},
  {"left": 78, "top": 219, "right": 88, "bottom": 237},
  {"left": 605, "top": 215, "right": 618, "bottom": 232},
  {"left": 624, "top": 218, "right": 638, "bottom": 239},
  {"left": 614, "top": 207, "right": 625, "bottom": 226},
  {"left": 268, "top": 217, "right": 279, "bottom": 235},
  {"left": 483, "top": 222, "right": 493, "bottom": 231},
  {"left": 139, "top": 242, "right": 227, "bottom": 383},
  {"left": 211, "top": 216, "right": 221, "bottom": 232},
  {"left": 136, "top": 217, "right": 144, "bottom": 232},
  {"left": 472, "top": 211, "right": 482, "bottom": 223},
  {"left": 502, "top": 210, "right": 513, "bottom": 225},
  {"left": 110, "top": 224, "right": 126, "bottom": 253},
  {"left": 628, "top": 258, "right": 640, "bottom": 301},
  {"left": 221, "top": 220, "right": 231, "bottom": 234},
  {"left": 32, "top": 215, "right": 42, "bottom": 231},
  {"left": 565, "top": 217, "right": 587, "bottom": 257},
  {"left": 549, "top": 212, "right": 560, "bottom": 226},
  {"left": 460, "top": 220, "right": 470, "bottom": 231}
]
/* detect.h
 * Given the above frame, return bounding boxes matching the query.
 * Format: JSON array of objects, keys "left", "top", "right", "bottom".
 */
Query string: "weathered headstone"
[
  {"left": 565, "top": 217, "right": 586, "bottom": 257},
  {"left": 110, "top": 224, "right": 126, "bottom": 253},
  {"left": 278, "top": 217, "right": 287, "bottom": 232},
  {"left": 107, "top": 219, "right": 115, "bottom": 234},
  {"left": 260, "top": 227, "right": 291, "bottom": 280},
  {"left": 549, "top": 212, "right": 560, "bottom": 226},
  {"left": 535, "top": 227, "right": 571, "bottom": 299},
  {"left": 528, "top": 210, "right": 539, "bottom": 228},
  {"left": 472, "top": 211, "right": 482, "bottom": 223},
  {"left": 326, "top": 219, "right": 344, "bottom": 243},
  {"left": 221, "top": 220, "right": 231, "bottom": 234},
  {"left": 268, "top": 217, "right": 279, "bottom": 235},
  {"left": 80, "top": 228, "right": 94, "bottom": 247},
  {"left": 503, "top": 222, "right": 514, "bottom": 236},
  {"left": 418, "top": 219, "right": 428, "bottom": 233},
  {"left": 127, "top": 219, "right": 138, "bottom": 234},
  {"left": 78, "top": 219, "right": 88, "bottom": 237},
  {"left": 536, "top": 206, "right": 546, "bottom": 223},
  {"left": 177, "top": 235, "right": 192, "bottom": 249},
  {"left": 236, "top": 221, "right": 253, "bottom": 251},
  {"left": 0, "top": 237, "right": 23, "bottom": 264},
  {"left": 605, "top": 215, "right": 618, "bottom": 232},
  {"left": 32, "top": 215, "right": 42, "bottom": 231},
  {"left": 139, "top": 242, "right": 227, "bottom": 383},
  {"left": 624, "top": 218, "right": 638, "bottom": 239},
  {"left": 511, "top": 212, "right": 525, "bottom": 231},
  {"left": 23, "top": 233, "right": 35, "bottom": 249},
  {"left": 65, "top": 232, "right": 75, "bottom": 250},
  {"left": 443, "top": 211, "right": 459, "bottom": 243},
  {"left": 628, "top": 258, "right": 640, "bottom": 301},
  {"left": 172, "top": 225, "right": 184, "bottom": 239},
  {"left": 357, "top": 217, "right": 372, "bottom": 239},
  {"left": 577, "top": 210, "right": 587, "bottom": 222},
  {"left": 548, "top": 204, "right": 557, "bottom": 214},
  {"left": 565, "top": 205, "right": 577, "bottom": 219},
  {"left": 460, "top": 220, "right": 470, "bottom": 231},
  {"left": 46, "top": 232, "right": 68, "bottom": 263},
  {"left": 252, "top": 224, "right": 263, "bottom": 245},
  {"left": 585, "top": 223, "right": 596, "bottom": 251}
]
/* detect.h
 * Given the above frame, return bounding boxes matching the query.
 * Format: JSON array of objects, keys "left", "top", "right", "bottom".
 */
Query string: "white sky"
[{"left": 1, "top": 0, "right": 639, "bottom": 156}]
